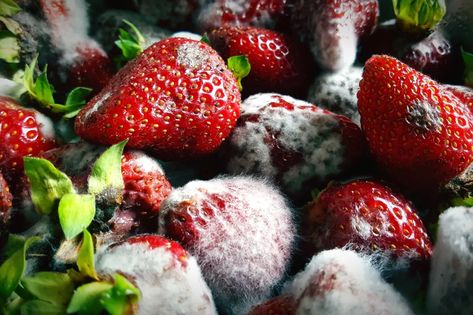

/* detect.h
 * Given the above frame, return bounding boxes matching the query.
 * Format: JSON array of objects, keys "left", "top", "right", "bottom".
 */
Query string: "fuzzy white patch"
[
  {"left": 226, "top": 93, "right": 344, "bottom": 198},
  {"left": 83, "top": 91, "right": 111, "bottom": 121},
  {"left": 171, "top": 32, "right": 203, "bottom": 41},
  {"left": 127, "top": 150, "right": 165, "bottom": 174},
  {"left": 50, "top": 142, "right": 104, "bottom": 174},
  {"left": 158, "top": 176, "right": 295, "bottom": 315},
  {"left": 314, "top": 23, "right": 356, "bottom": 71},
  {"left": 426, "top": 206, "right": 473, "bottom": 315},
  {"left": 95, "top": 242, "right": 217, "bottom": 315},
  {"left": 285, "top": 249, "right": 414, "bottom": 315},
  {"left": 177, "top": 42, "right": 208, "bottom": 69},
  {"left": 0, "top": 77, "right": 25, "bottom": 99},
  {"left": 307, "top": 67, "right": 362, "bottom": 125},
  {"left": 34, "top": 112, "right": 55, "bottom": 140}
]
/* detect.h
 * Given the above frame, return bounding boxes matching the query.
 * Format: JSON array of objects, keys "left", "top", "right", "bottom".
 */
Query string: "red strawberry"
[
  {"left": 39, "top": 142, "right": 172, "bottom": 233},
  {"left": 207, "top": 26, "right": 315, "bottom": 97},
  {"left": 39, "top": 0, "right": 114, "bottom": 92},
  {"left": 291, "top": 0, "right": 378, "bottom": 71},
  {"left": 158, "top": 176, "right": 295, "bottom": 314},
  {"left": 0, "top": 172, "right": 12, "bottom": 248},
  {"left": 75, "top": 38, "right": 241, "bottom": 160},
  {"left": 0, "top": 96, "right": 57, "bottom": 179},
  {"left": 358, "top": 55, "right": 473, "bottom": 194},
  {"left": 247, "top": 295, "right": 296, "bottom": 315},
  {"left": 303, "top": 179, "right": 432, "bottom": 263},
  {"left": 197, "top": 0, "right": 292, "bottom": 31},
  {"left": 95, "top": 234, "right": 217, "bottom": 314},
  {"left": 224, "top": 93, "right": 366, "bottom": 199},
  {"left": 445, "top": 85, "right": 473, "bottom": 113}
]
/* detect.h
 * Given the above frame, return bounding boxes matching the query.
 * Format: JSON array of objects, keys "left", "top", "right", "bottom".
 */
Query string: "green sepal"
[
  {"left": 58, "top": 194, "right": 96, "bottom": 240},
  {"left": 20, "top": 300, "right": 66, "bottom": 315},
  {"left": 451, "top": 195, "right": 473, "bottom": 207},
  {"left": 77, "top": 229, "right": 98, "bottom": 280},
  {"left": 101, "top": 274, "right": 141, "bottom": 315},
  {"left": 0, "top": 30, "right": 19, "bottom": 63},
  {"left": 23, "top": 157, "right": 76, "bottom": 215},
  {"left": 200, "top": 34, "right": 210, "bottom": 45},
  {"left": 392, "top": 0, "right": 446, "bottom": 32},
  {"left": 88, "top": 140, "right": 127, "bottom": 197},
  {"left": 462, "top": 48, "right": 473, "bottom": 87},
  {"left": 0, "top": 236, "right": 40, "bottom": 300},
  {"left": 1, "top": 234, "right": 25, "bottom": 260},
  {"left": 21, "top": 272, "right": 74, "bottom": 306},
  {"left": 61, "top": 87, "right": 93, "bottom": 118},
  {"left": 67, "top": 282, "right": 113, "bottom": 315},
  {"left": 0, "top": 16, "right": 21, "bottom": 35},
  {"left": 227, "top": 55, "right": 251, "bottom": 91},
  {"left": 0, "top": 0, "right": 21, "bottom": 17},
  {"left": 115, "top": 20, "right": 145, "bottom": 62}
]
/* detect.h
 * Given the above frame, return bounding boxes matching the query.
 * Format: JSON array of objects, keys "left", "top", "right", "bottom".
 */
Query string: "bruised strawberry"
[
  {"left": 358, "top": 55, "right": 473, "bottom": 195},
  {"left": 95, "top": 234, "right": 217, "bottom": 315},
  {"left": 292, "top": 0, "right": 378, "bottom": 71},
  {"left": 75, "top": 38, "right": 241, "bottom": 160},
  {"left": 158, "top": 176, "right": 295, "bottom": 314},
  {"left": 0, "top": 172, "right": 12, "bottom": 248},
  {"left": 224, "top": 93, "right": 366, "bottom": 199},
  {"left": 0, "top": 96, "right": 57, "bottom": 179},
  {"left": 197, "top": 0, "right": 292, "bottom": 31},
  {"left": 303, "top": 179, "right": 432, "bottom": 264},
  {"left": 207, "top": 26, "right": 315, "bottom": 97},
  {"left": 247, "top": 295, "right": 296, "bottom": 315}
]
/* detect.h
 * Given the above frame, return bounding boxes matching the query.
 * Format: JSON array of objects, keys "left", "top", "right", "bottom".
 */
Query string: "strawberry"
[
  {"left": 286, "top": 249, "right": 415, "bottom": 315},
  {"left": 38, "top": 0, "right": 114, "bottom": 92},
  {"left": 0, "top": 172, "right": 12, "bottom": 248},
  {"left": 197, "top": 0, "right": 292, "bottom": 31},
  {"left": 426, "top": 206, "right": 473, "bottom": 315},
  {"left": 247, "top": 295, "right": 296, "bottom": 315},
  {"left": 224, "top": 93, "right": 366, "bottom": 200},
  {"left": 291, "top": 0, "right": 378, "bottom": 71},
  {"left": 158, "top": 176, "right": 295, "bottom": 314},
  {"left": 207, "top": 26, "right": 315, "bottom": 97},
  {"left": 307, "top": 66, "right": 362, "bottom": 125},
  {"left": 75, "top": 38, "right": 240, "bottom": 160},
  {"left": 358, "top": 55, "right": 473, "bottom": 195},
  {"left": 39, "top": 142, "right": 172, "bottom": 234},
  {"left": 95, "top": 234, "right": 218, "bottom": 315},
  {"left": 445, "top": 84, "right": 473, "bottom": 113},
  {"left": 0, "top": 96, "right": 57, "bottom": 180},
  {"left": 303, "top": 179, "right": 432, "bottom": 263}
]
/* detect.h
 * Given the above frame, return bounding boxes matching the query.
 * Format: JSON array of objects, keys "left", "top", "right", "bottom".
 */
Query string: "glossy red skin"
[
  {"left": 304, "top": 180, "right": 432, "bottom": 261},
  {"left": 121, "top": 151, "right": 173, "bottom": 216},
  {"left": 67, "top": 44, "right": 115, "bottom": 93},
  {"left": 0, "top": 172, "right": 12, "bottom": 248},
  {"left": 208, "top": 26, "right": 315, "bottom": 97},
  {"left": 358, "top": 55, "right": 473, "bottom": 192},
  {"left": 125, "top": 234, "right": 188, "bottom": 267},
  {"left": 198, "top": 0, "right": 292, "bottom": 31},
  {"left": 247, "top": 295, "right": 296, "bottom": 315},
  {"left": 75, "top": 38, "right": 241, "bottom": 160},
  {"left": 445, "top": 85, "right": 473, "bottom": 113},
  {"left": 0, "top": 97, "right": 56, "bottom": 179}
]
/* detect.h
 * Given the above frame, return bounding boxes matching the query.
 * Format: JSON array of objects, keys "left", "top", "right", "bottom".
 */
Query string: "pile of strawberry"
[{"left": 0, "top": 0, "right": 473, "bottom": 314}]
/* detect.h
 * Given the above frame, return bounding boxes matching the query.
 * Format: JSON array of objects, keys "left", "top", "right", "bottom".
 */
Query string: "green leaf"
[
  {"left": 67, "top": 282, "right": 113, "bottom": 315},
  {"left": 0, "top": 236, "right": 40, "bottom": 299},
  {"left": 88, "top": 140, "right": 127, "bottom": 196},
  {"left": 1, "top": 234, "right": 26, "bottom": 260},
  {"left": 20, "top": 300, "right": 66, "bottom": 315},
  {"left": 23, "top": 157, "right": 76, "bottom": 215},
  {"left": 451, "top": 195, "right": 473, "bottom": 207},
  {"left": 0, "top": 0, "right": 21, "bottom": 17},
  {"left": 65, "top": 87, "right": 92, "bottom": 107},
  {"left": 21, "top": 272, "right": 74, "bottom": 306},
  {"left": 200, "top": 34, "right": 210, "bottom": 45},
  {"left": 58, "top": 194, "right": 95, "bottom": 240},
  {"left": 101, "top": 274, "right": 141, "bottom": 315},
  {"left": 392, "top": 0, "right": 446, "bottom": 31},
  {"left": 34, "top": 66, "right": 55, "bottom": 105},
  {"left": 0, "top": 16, "right": 22, "bottom": 35},
  {"left": 227, "top": 55, "right": 251, "bottom": 91},
  {"left": 77, "top": 229, "right": 98, "bottom": 280},
  {"left": 0, "top": 30, "right": 19, "bottom": 63},
  {"left": 462, "top": 48, "right": 473, "bottom": 87},
  {"left": 23, "top": 55, "right": 36, "bottom": 95},
  {"left": 115, "top": 20, "right": 145, "bottom": 61}
]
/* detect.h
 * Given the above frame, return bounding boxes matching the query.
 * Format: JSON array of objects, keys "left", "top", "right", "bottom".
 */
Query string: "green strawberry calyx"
[
  {"left": 227, "top": 55, "right": 251, "bottom": 91},
  {"left": 392, "top": 0, "right": 446, "bottom": 32}
]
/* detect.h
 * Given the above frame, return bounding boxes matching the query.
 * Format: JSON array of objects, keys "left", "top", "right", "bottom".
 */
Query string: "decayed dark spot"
[{"left": 405, "top": 100, "right": 441, "bottom": 133}]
